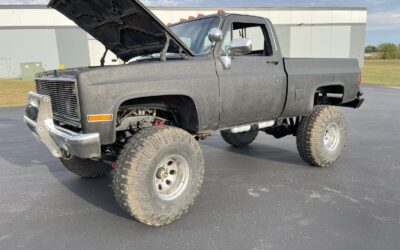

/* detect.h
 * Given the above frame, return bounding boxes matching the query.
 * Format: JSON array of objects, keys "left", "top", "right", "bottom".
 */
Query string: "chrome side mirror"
[
  {"left": 208, "top": 28, "right": 223, "bottom": 43},
  {"left": 220, "top": 55, "right": 232, "bottom": 70},
  {"left": 230, "top": 38, "right": 252, "bottom": 56},
  {"left": 220, "top": 38, "right": 253, "bottom": 70}
]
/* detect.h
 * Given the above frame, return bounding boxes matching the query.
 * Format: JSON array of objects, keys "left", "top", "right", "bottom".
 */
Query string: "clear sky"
[{"left": 1, "top": 0, "right": 399, "bottom": 46}]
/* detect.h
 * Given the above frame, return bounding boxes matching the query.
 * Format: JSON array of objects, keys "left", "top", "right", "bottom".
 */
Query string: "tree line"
[{"left": 365, "top": 43, "right": 400, "bottom": 59}]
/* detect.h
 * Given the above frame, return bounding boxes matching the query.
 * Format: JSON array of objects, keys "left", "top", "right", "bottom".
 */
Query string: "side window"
[{"left": 220, "top": 22, "right": 273, "bottom": 56}]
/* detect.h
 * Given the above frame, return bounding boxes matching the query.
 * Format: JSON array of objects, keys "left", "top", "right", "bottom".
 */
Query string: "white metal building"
[{"left": 0, "top": 5, "right": 367, "bottom": 78}]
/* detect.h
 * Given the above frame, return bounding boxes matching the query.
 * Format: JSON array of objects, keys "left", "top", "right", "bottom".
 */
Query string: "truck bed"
[{"left": 281, "top": 58, "right": 361, "bottom": 117}]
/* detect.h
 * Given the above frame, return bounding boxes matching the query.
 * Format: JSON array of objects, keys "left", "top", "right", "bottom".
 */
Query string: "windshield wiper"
[{"left": 129, "top": 53, "right": 185, "bottom": 63}]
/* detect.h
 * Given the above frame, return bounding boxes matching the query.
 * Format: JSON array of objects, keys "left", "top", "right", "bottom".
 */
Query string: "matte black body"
[
  {"left": 282, "top": 58, "right": 361, "bottom": 117},
  {"left": 36, "top": 14, "right": 362, "bottom": 145}
]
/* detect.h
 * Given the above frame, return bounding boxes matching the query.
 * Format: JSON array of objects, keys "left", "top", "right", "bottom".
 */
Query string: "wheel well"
[
  {"left": 314, "top": 85, "right": 344, "bottom": 105},
  {"left": 118, "top": 95, "right": 199, "bottom": 133}
]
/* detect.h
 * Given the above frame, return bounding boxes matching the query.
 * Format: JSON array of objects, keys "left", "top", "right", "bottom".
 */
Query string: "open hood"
[{"left": 48, "top": 0, "right": 194, "bottom": 62}]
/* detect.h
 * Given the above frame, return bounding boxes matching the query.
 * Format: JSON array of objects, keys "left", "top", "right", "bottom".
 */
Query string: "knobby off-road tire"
[
  {"left": 60, "top": 156, "right": 113, "bottom": 178},
  {"left": 113, "top": 126, "right": 204, "bottom": 226},
  {"left": 220, "top": 130, "right": 259, "bottom": 148},
  {"left": 297, "top": 105, "right": 347, "bottom": 168}
]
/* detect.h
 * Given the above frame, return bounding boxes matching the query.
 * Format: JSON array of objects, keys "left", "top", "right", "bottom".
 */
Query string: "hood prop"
[
  {"left": 160, "top": 32, "right": 187, "bottom": 61},
  {"left": 100, "top": 48, "right": 109, "bottom": 67},
  {"left": 160, "top": 33, "right": 171, "bottom": 62}
]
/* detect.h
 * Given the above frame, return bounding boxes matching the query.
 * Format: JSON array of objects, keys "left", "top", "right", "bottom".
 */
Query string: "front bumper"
[{"left": 24, "top": 92, "right": 101, "bottom": 159}]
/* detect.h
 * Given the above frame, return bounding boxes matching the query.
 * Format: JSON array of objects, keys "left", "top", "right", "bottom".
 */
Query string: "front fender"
[
  {"left": 82, "top": 91, "right": 203, "bottom": 145},
  {"left": 76, "top": 56, "right": 219, "bottom": 145}
]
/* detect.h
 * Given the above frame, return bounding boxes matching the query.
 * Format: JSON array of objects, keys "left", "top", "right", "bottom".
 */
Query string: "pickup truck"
[{"left": 24, "top": 0, "right": 364, "bottom": 226}]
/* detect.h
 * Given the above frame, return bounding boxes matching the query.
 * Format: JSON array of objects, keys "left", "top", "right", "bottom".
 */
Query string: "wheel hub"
[
  {"left": 324, "top": 123, "right": 340, "bottom": 151},
  {"left": 153, "top": 154, "right": 189, "bottom": 201}
]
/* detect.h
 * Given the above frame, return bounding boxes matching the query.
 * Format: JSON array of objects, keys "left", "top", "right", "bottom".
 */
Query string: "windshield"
[{"left": 170, "top": 17, "right": 221, "bottom": 55}]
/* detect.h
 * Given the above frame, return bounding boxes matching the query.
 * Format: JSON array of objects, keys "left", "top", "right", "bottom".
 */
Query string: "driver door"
[{"left": 216, "top": 16, "right": 287, "bottom": 128}]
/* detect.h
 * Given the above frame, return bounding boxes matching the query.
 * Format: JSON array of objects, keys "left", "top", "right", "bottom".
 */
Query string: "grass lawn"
[
  {"left": 362, "top": 60, "right": 400, "bottom": 86},
  {"left": 0, "top": 78, "right": 34, "bottom": 107}
]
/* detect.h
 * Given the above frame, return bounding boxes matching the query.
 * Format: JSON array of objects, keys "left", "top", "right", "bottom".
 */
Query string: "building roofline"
[
  {"left": 0, "top": 5, "right": 367, "bottom": 11},
  {"left": 0, "top": 5, "right": 49, "bottom": 9}
]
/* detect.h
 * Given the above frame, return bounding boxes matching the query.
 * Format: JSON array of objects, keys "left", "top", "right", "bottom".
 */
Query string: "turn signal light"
[
  {"left": 358, "top": 73, "right": 363, "bottom": 85},
  {"left": 188, "top": 16, "right": 195, "bottom": 20},
  {"left": 87, "top": 114, "right": 113, "bottom": 122},
  {"left": 197, "top": 13, "right": 205, "bottom": 18}
]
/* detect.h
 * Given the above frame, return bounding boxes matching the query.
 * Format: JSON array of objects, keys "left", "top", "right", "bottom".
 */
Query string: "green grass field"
[
  {"left": 0, "top": 60, "right": 399, "bottom": 107},
  {"left": 362, "top": 60, "right": 400, "bottom": 86}
]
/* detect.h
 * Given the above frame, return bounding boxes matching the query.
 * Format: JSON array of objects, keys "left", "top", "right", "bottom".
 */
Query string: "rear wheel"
[
  {"left": 221, "top": 130, "right": 259, "bottom": 148},
  {"left": 60, "top": 156, "right": 113, "bottom": 178},
  {"left": 296, "top": 105, "right": 347, "bottom": 167},
  {"left": 113, "top": 126, "right": 204, "bottom": 226}
]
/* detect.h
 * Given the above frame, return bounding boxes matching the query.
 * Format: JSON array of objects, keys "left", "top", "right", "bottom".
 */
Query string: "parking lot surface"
[{"left": 0, "top": 85, "right": 399, "bottom": 250}]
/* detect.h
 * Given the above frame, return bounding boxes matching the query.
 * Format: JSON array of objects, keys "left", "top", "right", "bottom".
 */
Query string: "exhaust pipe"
[
  {"left": 230, "top": 120, "right": 275, "bottom": 134},
  {"left": 258, "top": 121, "right": 275, "bottom": 129},
  {"left": 231, "top": 125, "right": 252, "bottom": 134}
]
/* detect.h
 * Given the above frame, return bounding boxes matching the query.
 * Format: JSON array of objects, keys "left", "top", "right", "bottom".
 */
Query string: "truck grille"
[{"left": 35, "top": 78, "right": 81, "bottom": 127}]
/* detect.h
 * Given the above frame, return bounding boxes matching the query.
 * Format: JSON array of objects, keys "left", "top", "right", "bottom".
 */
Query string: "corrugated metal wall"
[
  {"left": 0, "top": 29, "right": 59, "bottom": 77},
  {"left": 55, "top": 28, "right": 90, "bottom": 68},
  {"left": 350, "top": 24, "right": 366, "bottom": 66},
  {"left": 274, "top": 24, "right": 365, "bottom": 66},
  {"left": 0, "top": 28, "right": 90, "bottom": 77}
]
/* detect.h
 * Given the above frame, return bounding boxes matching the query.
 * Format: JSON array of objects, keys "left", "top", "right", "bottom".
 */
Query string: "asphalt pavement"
[{"left": 0, "top": 85, "right": 399, "bottom": 250}]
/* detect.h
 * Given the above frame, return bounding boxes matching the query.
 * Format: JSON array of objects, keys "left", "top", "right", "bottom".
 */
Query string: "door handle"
[{"left": 267, "top": 60, "right": 280, "bottom": 65}]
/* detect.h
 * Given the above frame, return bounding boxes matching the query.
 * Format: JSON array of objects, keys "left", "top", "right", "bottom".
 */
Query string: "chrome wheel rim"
[
  {"left": 324, "top": 123, "right": 340, "bottom": 151},
  {"left": 153, "top": 154, "right": 190, "bottom": 201}
]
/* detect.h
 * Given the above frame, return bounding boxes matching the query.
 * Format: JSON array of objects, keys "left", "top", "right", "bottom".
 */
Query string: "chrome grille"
[{"left": 35, "top": 78, "right": 81, "bottom": 127}]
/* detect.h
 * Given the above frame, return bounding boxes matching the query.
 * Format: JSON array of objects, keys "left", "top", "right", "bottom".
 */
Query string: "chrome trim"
[
  {"left": 230, "top": 38, "right": 253, "bottom": 56},
  {"left": 35, "top": 77, "right": 81, "bottom": 128},
  {"left": 153, "top": 154, "right": 190, "bottom": 201},
  {"left": 220, "top": 55, "right": 232, "bottom": 70},
  {"left": 208, "top": 27, "right": 223, "bottom": 43},
  {"left": 24, "top": 92, "right": 101, "bottom": 159}
]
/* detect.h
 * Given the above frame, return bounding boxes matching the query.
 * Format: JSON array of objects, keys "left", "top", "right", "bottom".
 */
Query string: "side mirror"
[
  {"left": 219, "top": 38, "right": 252, "bottom": 70},
  {"left": 230, "top": 38, "right": 252, "bottom": 56},
  {"left": 208, "top": 28, "right": 223, "bottom": 43}
]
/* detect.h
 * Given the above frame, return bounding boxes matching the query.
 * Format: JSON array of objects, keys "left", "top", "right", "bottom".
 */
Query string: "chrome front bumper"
[{"left": 24, "top": 92, "right": 101, "bottom": 159}]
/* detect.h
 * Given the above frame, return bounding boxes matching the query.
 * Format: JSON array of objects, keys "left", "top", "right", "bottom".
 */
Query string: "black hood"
[{"left": 48, "top": 0, "right": 193, "bottom": 61}]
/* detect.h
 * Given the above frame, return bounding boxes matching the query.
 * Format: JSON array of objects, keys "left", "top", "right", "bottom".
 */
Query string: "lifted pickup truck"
[{"left": 24, "top": 0, "right": 364, "bottom": 226}]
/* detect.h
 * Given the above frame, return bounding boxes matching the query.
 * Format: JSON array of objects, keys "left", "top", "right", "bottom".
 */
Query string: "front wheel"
[
  {"left": 113, "top": 126, "right": 204, "bottom": 226},
  {"left": 296, "top": 105, "right": 347, "bottom": 167}
]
